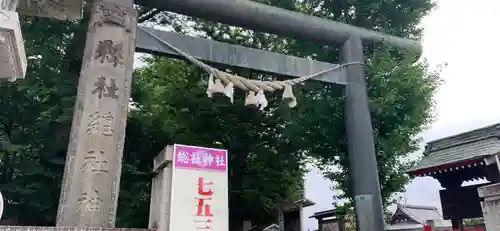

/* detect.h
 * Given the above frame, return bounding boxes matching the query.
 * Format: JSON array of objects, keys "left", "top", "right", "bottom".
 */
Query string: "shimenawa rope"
[{"left": 141, "top": 28, "right": 364, "bottom": 108}]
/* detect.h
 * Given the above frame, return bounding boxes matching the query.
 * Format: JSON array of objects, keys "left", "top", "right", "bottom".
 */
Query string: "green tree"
[
  {"left": 127, "top": 58, "right": 307, "bottom": 228},
  {"left": 463, "top": 218, "right": 484, "bottom": 226},
  {"left": 144, "top": 0, "right": 441, "bottom": 216}
]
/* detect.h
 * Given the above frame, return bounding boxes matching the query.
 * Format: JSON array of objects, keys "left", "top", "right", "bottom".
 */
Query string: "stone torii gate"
[{"left": 0, "top": 0, "right": 422, "bottom": 231}]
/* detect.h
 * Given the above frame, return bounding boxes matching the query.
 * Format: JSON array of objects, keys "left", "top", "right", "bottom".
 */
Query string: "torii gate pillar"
[
  {"left": 56, "top": 0, "right": 137, "bottom": 227},
  {"left": 341, "top": 37, "right": 384, "bottom": 231}
]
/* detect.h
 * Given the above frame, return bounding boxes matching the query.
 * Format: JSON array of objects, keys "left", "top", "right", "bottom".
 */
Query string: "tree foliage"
[
  {"left": 128, "top": 58, "right": 307, "bottom": 227},
  {"left": 147, "top": 0, "right": 441, "bottom": 215},
  {"left": 0, "top": 0, "right": 440, "bottom": 230}
]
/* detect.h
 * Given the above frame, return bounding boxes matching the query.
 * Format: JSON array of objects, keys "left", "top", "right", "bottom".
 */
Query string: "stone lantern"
[
  {"left": 0, "top": 5, "right": 26, "bottom": 82},
  {"left": 0, "top": 0, "right": 85, "bottom": 82}
]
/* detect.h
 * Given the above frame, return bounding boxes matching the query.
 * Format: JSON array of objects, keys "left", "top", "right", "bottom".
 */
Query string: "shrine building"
[{"left": 407, "top": 123, "right": 500, "bottom": 230}]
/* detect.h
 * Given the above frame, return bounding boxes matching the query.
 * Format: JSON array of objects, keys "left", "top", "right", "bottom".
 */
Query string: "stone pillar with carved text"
[
  {"left": 16, "top": 0, "right": 84, "bottom": 20},
  {"left": 56, "top": 0, "right": 136, "bottom": 227},
  {"left": 478, "top": 182, "right": 500, "bottom": 231}
]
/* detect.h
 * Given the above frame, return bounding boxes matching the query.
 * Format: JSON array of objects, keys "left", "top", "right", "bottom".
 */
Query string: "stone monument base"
[{"left": 477, "top": 182, "right": 500, "bottom": 231}]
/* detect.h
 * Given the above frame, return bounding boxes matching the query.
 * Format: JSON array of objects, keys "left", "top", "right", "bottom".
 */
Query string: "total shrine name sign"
[{"left": 170, "top": 144, "right": 229, "bottom": 231}]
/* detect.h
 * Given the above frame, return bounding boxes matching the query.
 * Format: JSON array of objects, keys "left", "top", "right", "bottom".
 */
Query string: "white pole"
[{"left": 0, "top": 190, "right": 4, "bottom": 220}]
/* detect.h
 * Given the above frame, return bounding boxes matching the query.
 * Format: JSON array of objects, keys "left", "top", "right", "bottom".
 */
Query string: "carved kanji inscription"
[
  {"left": 93, "top": 1, "right": 134, "bottom": 32},
  {"left": 92, "top": 76, "right": 119, "bottom": 99},
  {"left": 86, "top": 111, "right": 114, "bottom": 136},
  {"left": 94, "top": 40, "right": 124, "bottom": 67},
  {"left": 77, "top": 190, "right": 103, "bottom": 212},
  {"left": 81, "top": 149, "right": 109, "bottom": 174},
  {"left": 17, "top": 0, "right": 83, "bottom": 20}
]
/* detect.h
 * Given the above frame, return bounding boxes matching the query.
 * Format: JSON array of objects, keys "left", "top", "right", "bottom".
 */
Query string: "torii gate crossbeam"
[
  {"left": 135, "top": 0, "right": 422, "bottom": 55},
  {"left": 135, "top": 27, "right": 348, "bottom": 85}
]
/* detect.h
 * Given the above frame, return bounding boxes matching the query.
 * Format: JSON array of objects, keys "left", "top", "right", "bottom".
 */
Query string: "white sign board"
[{"left": 170, "top": 144, "right": 229, "bottom": 231}]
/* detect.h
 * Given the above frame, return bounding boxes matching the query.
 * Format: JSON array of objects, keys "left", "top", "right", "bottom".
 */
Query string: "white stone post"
[
  {"left": 477, "top": 182, "right": 500, "bottom": 231},
  {"left": 56, "top": 0, "right": 137, "bottom": 227},
  {"left": 148, "top": 146, "right": 174, "bottom": 231}
]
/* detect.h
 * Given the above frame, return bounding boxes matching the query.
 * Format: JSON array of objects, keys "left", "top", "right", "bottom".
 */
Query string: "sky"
[{"left": 302, "top": 0, "right": 500, "bottom": 230}]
